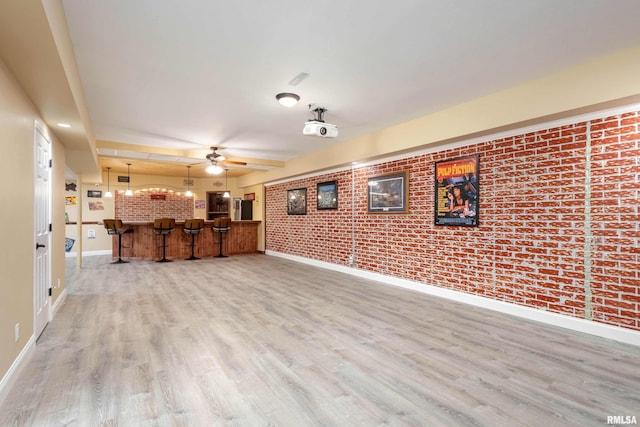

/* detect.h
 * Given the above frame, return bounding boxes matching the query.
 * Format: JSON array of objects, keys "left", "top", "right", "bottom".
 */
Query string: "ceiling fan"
[{"left": 204, "top": 147, "right": 246, "bottom": 174}]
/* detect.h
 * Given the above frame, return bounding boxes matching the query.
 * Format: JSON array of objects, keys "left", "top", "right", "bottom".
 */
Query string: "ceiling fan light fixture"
[
  {"left": 276, "top": 92, "right": 300, "bottom": 107},
  {"left": 206, "top": 163, "right": 223, "bottom": 175}
]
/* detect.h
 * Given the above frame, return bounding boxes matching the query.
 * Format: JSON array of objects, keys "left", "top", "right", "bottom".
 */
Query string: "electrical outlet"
[
  {"left": 14, "top": 323, "right": 19, "bottom": 342},
  {"left": 348, "top": 254, "right": 355, "bottom": 265}
]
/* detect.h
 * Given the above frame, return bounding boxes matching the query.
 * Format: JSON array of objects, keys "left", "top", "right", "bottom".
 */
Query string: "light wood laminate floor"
[{"left": 1, "top": 254, "right": 638, "bottom": 426}]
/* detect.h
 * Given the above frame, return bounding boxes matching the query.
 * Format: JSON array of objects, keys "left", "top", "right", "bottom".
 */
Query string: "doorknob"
[{"left": 36, "top": 243, "right": 46, "bottom": 249}]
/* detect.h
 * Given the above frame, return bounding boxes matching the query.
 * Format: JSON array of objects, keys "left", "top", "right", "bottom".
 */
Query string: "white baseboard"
[
  {"left": 65, "top": 250, "right": 112, "bottom": 258},
  {"left": 0, "top": 289, "right": 67, "bottom": 406},
  {"left": 266, "top": 250, "right": 640, "bottom": 347},
  {"left": 0, "top": 336, "right": 36, "bottom": 407}
]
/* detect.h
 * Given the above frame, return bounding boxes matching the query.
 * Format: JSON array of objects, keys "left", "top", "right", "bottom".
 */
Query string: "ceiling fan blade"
[{"left": 223, "top": 160, "right": 247, "bottom": 166}]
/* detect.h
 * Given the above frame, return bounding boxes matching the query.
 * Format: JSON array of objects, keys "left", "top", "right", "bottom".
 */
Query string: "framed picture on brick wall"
[
  {"left": 317, "top": 181, "right": 338, "bottom": 210},
  {"left": 287, "top": 188, "right": 307, "bottom": 215},
  {"left": 367, "top": 171, "right": 408, "bottom": 213},
  {"left": 434, "top": 155, "right": 479, "bottom": 226}
]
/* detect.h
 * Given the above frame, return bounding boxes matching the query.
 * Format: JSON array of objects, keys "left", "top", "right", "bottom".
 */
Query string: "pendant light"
[
  {"left": 223, "top": 168, "right": 230, "bottom": 198},
  {"left": 104, "top": 167, "right": 113, "bottom": 197},
  {"left": 185, "top": 165, "right": 193, "bottom": 197},
  {"left": 125, "top": 163, "right": 133, "bottom": 196}
]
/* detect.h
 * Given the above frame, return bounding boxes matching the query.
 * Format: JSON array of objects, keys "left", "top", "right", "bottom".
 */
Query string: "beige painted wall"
[
  {"left": 0, "top": 57, "right": 34, "bottom": 385},
  {"left": 64, "top": 182, "right": 114, "bottom": 255},
  {"left": 0, "top": 58, "right": 66, "bottom": 383}
]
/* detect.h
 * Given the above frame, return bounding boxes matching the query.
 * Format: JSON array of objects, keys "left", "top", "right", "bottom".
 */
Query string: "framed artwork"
[
  {"left": 287, "top": 188, "right": 307, "bottom": 215},
  {"left": 87, "top": 190, "right": 102, "bottom": 198},
  {"left": 434, "top": 154, "right": 479, "bottom": 226},
  {"left": 88, "top": 201, "right": 104, "bottom": 211},
  {"left": 317, "top": 181, "right": 338, "bottom": 210},
  {"left": 367, "top": 171, "right": 408, "bottom": 213}
]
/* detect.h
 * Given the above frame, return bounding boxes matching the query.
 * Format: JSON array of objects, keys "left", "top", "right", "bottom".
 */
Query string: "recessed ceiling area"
[
  {"left": 54, "top": 1, "right": 640, "bottom": 178},
  {"left": 94, "top": 142, "right": 285, "bottom": 179}
]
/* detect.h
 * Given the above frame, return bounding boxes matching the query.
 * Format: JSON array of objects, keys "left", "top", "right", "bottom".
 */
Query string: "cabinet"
[{"left": 206, "top": 191, "right": 230, "bottom": 220}]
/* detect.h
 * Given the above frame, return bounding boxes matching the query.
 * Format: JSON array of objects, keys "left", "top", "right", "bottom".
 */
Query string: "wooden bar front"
[{"left": 111, "top": 221, "right": 260, "bottom": 260}]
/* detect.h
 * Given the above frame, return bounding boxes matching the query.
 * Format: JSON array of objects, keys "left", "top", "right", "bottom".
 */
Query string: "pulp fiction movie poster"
[{"left": 435, "top": 155, "right": 479, "bottom": 226}]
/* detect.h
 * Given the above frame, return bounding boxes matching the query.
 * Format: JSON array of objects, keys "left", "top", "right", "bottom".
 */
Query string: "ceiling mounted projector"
[
  {"left": 303, "top": 104, "right": 338, "bottom": 138},
  {"left": 303, "top": 121, "right": 338, "bottom": 138}
]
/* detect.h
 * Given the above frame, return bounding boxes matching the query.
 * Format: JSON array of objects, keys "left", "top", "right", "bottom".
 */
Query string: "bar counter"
[{"left": 111, "top": 220, "right": 260, "bottom": 260}]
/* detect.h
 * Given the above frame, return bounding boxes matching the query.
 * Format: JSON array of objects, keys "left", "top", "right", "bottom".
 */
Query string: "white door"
[{"left": 34, "top": 122, "right": 51, "bottom": 339}]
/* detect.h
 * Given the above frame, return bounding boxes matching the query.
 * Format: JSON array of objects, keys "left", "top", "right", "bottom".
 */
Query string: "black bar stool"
[
  {"left": 153, "top": 218, "right": 175, "bottom": 262},
  {"left": 183, "top": 218, "right": 204, "bottom": 260},
  {"left": 103, "top": 219, "right": 129, "bottom": 264},
  {"left": 212, "top": 217, "right": 231, "bottom": 258}
]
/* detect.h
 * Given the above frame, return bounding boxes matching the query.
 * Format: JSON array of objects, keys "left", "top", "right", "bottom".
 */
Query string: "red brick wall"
[
  {"left": 115, "top": 191, "right": 194, "bottom": 222},
  {"left": 265, "top": 110, "right": 640, "bottom": 331},
  {"left": 590, "top": 112, "right": 640, "bottom": 329}
]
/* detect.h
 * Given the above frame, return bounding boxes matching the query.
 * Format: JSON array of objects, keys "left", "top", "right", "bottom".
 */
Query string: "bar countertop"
[{"left": 109, "top": 220, "right": 260, "bottom": 260}]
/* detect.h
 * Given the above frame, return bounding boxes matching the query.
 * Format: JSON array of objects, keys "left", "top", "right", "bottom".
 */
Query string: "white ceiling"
[{"left": 59, "top": 0, "right": 640, "bottom": 177}]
